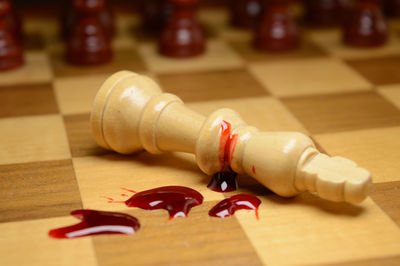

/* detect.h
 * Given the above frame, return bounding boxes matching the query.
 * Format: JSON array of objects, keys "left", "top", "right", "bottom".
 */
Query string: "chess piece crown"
[{"left": 91, "top": 71, "right": 372, "bottom": 204}]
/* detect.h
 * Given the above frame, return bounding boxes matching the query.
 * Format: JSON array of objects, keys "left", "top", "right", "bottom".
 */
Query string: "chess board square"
[
  {"left": 313, "top": 126, "right": 400, "bottom": 183},
  {"left": 50, "top": 46, "right": 146, "bottom": 78},
  {"left": 0, "top": 216, "right": 96, "bottom": 266},
  {"left": 187, "top": 96, "right": 308, "bottom": 133},
  {"left": 73, "top": 153, "right": 225, "bottom": 212},
  {"left": 370, "top": 181, "right": 400, "bottom": 226},
  {"left": 0, "top": 83, "right": 58, "bottom": 118},
  {"left": 0, "top": 160, "right": 82, "bottom": 223},
  {"left": 63, "top": 114, "right": 109, "bottom": 157},
  {"left": 158, "top": 69, "right": 268, "bottom": 102},
  {"left": 282, "top": 91, "right": 400, "bottom": 134},
  {"left": 310, "top": 29, "right": 400, "bottom": 59},
  {"left": 237, "top": 195, "right": 400, "bottom": 265},
  {"left": 230, "top": 38, "right": 328, "bottom": 62},
  {"left": 0, "top": 52, "right": 52, "bottom": 86},
  {"left": 249, "top": 58, "right": 372, "bottom": 97},
  {"left": 93, "top": 203, "right": 263, "bottom": 266},
  {"left": 0, "top": 115, "right": 71, "bottom": 165},
  {"left": 138, "top": 40, "right": 244, "bottom": 74},
  {"left": 24, "top": 32, "right": 46, "bottom": 51},
  {"left": 54, "top": 75, "right": 108, "bottom": 115},
  {"left": 378, "top": 84, "right": 400, "bottom": 109},
  {"left": 346, "top": 56, "right": 400, "bottom": 86}
]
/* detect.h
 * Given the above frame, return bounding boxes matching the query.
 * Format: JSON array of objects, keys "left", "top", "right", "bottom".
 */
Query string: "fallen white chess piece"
[{"left": 91, "top": 71, "right": 372, "bottom": 204}]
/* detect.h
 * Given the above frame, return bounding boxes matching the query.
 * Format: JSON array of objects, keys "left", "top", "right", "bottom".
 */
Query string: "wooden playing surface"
[{"left": 1, "top": 4, "right": 400, "bottom": 266}]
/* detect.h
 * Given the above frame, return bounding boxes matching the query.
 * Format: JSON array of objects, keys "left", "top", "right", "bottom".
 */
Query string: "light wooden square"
[
  {"left": 0, "top": 115, "right": 71, "bottom": 165},
  {"left": 0, "top": 216, "right": 97, "bottom": 266},
  {"left": 138, "top": 40, "right": 244, "bottom": 74},
  {"left": 378, "top": 84, "right": 400, "bottom": 110},
  {"left": 310, "top": 29, "right": 400, "bottom": 59},
  {"left": 314, "top": 126, "right": 400, "bottom": 183},
  {"left": 249, "top": 58, "right": 372, "bottom": 97},
  {"left": 237, "top": 196, "right": 400, "bottom": 265},
  {"left": 73, "top": 152, "right": 224, "bottom": 212},
  {"left": 0, "top": 52, "right": 52, "bottom": 86},
  {"left": 187, "top": 96, "right": 308, "bottom": 133},
  {"left": 54, "top": 75, "right": 109, "bottom": 115}
]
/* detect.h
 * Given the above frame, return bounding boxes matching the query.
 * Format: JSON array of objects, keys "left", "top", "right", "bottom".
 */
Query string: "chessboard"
[{"left": 1, "top": 2, "right": 400, "bottom": 266}]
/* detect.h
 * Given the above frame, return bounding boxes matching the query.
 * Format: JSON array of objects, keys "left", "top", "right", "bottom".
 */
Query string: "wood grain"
[
  {"left": 0, "top": 83, "right": 58, "bottom": 118},
  {"left": 347, "top": 55, "right": 400, "bottom": 85},
  {"left": 370, "top": 181, "right": 400, "bottom": 226},
  {"left": 0, "top": 160, "right": 82, "bottom": 223},
  {"left": 93, "top": 203, "right": 263, "bottom": 266},
  {"left": 283, "top": 91, "right": 400, "bottom": 134},
  {"left": 63, "top": 114, "right": 109, "bottom": 157},
  {"left": 158, "top": 69, "right": 268, "bottom": 102}
]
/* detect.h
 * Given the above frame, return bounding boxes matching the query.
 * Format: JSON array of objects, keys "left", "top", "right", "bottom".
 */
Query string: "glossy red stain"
[
  {"left": 207, "top": 171, "right": 238, "bottom": 192},
  {"left": 209, "top": 194, "right": 261, "bottom": 219},
  {"left": 219, "top": 120, "right": 238, "bottom": 171},
  {"left": 125, "top": 186, "right": 203, "bottom": 219},
  {"left": 48, "top": 209, "right": 140, "bottom": 239}
]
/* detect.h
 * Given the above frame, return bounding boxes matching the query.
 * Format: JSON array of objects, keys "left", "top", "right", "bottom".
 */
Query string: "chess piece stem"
[{"left": 91, "top": 71, "right": 372, "bottom": 204}]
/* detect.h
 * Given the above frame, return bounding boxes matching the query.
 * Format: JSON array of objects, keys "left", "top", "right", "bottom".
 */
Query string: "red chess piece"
[
  {"left": 230, "top": 0, "right": 263, "bottom": 28},
  {"left": 304, "top": 0, "right": 344, "bottom": 27},
  {"left": 254, "top": 0, "right": 300, "bottom": 52},
  {"left": 343, "top": 0, "right": 388, "bottom": 47},
  {"left": 66, "top": 0, "right": 112, "bottom": 65},
  {"left": 159, "top": 0, "right": 205, "bottom": 58},
  {"left": 0, "top": 0, "right": 23, "bottom": 71},
  {"left": 384, "top": 0, "right": 400, "bottom": 17},
  {"left": 61, "top": 0, "right": 114, "bottom": 39}
]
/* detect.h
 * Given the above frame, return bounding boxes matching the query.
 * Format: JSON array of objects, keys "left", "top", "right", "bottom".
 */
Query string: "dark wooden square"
[
  {"left": 158, "top": 69, "right": 269, "bottom": 102},
  {"left": 282, "top": 91, "right": 400, "bottom": 134},
  {"left": 0, "top": 83, "right": 58, "bottom": 118},
  {"left": 0, "top": 160, "right": 82, "bottom": 223},
  {"left": 346, "top": 56, "right": 400, "bottom": 86},
  {"left": 63, "top": 113, "right": 109, "bottom": 157}
]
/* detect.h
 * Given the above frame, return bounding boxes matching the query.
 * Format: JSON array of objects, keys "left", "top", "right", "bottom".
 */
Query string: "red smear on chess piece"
[
  {"left": 209, "top": 194, "right": 261, "bottom": 219},
  {"left": 48, "top": 209, "right": 140, "bottom": 239},
  {"left": 343, "top": 0, "right": 388, "bottom": 47},
  {"left": 219, "top": 120, "right": 239, "bottom": 171},
  {"left": 254, "top": 0, "right": 300, "bottom": 52},
  {"left": 125, "top": 186, "right": 203, "bottom": 219}
]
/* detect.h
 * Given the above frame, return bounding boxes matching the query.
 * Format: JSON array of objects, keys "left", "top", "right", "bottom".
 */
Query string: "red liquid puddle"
[
  {"left": 207, "top": 171, "right": 238, "bottom": 192},
  {"left": 48, "top": 209, "right": 140, "bottom": 239},
  {"left": 209, "top": 194, "right": 261, "bottom": 219}
]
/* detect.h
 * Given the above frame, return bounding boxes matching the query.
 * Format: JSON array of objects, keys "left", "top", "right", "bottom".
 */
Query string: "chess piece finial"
[{"left": 91, "top": 71, "right": 372, "bottom": 204}]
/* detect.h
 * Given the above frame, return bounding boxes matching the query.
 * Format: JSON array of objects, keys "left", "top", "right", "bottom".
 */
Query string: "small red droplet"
[
  {"left": 121, "top": 187, "right": 136, "bottom": 193},
  {"left": 252, "top": 165, "right": 256, "bottom": 174}
]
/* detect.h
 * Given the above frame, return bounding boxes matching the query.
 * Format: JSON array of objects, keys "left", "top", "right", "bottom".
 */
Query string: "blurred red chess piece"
[
  {"left": 159, "top": 0, "right": 206, "bottom": 58},
  {"left": 343, "top": 0, "right": 388, "bottom": 47},
  {"left": 254, "top": 0, "right": 300, "bottom": 52},
  {"left": 66, "top": 0, "right": 112, "bottom": 65},
  {"left": 230, "top": 0, "right": 263, "bottom": 28},
  {"left": 61, "top": 0, "right": 114, "bottom": 40},
  {"left": 0, "top": 0, "right": 23, "bottom": 71}
]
